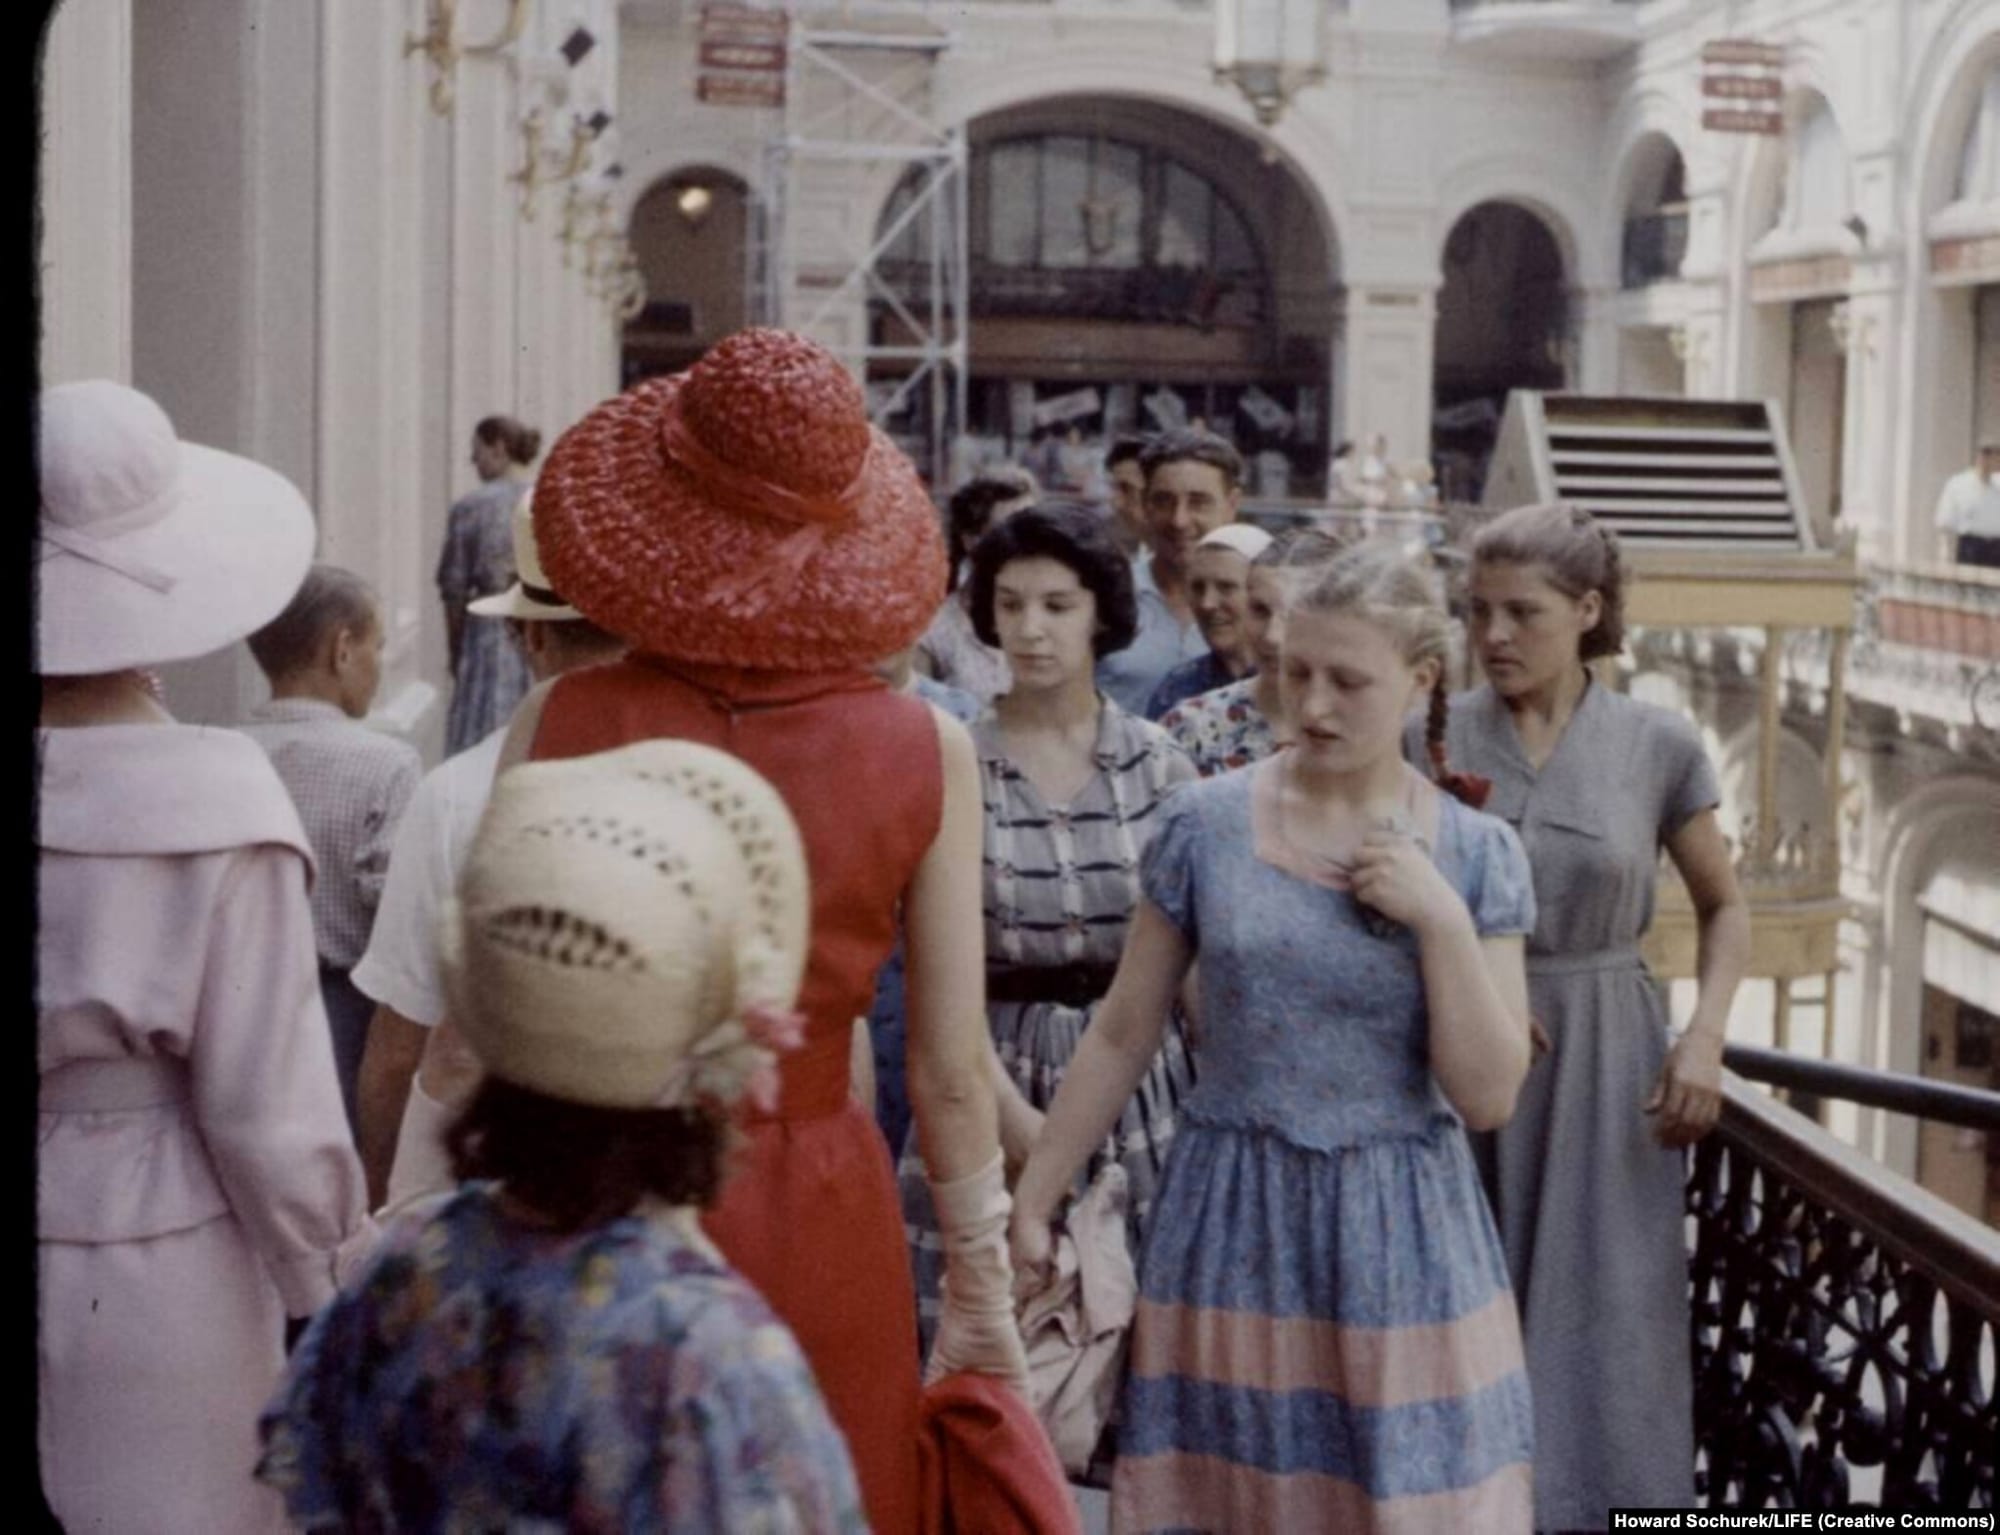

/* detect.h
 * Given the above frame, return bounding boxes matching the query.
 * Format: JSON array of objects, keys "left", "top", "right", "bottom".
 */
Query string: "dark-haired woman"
[
  {"left": 259, "top": 741, "right": 868, "bottom": 1531},
  {"left": 438, "top": 414, "right": 541, "bottom": 754},
  {"left": 1434, "top": 501, "right": 1749, "bottom": 1527},
  {"left": 901, "top": 502, "right": 1197, "bottom": 1354}
]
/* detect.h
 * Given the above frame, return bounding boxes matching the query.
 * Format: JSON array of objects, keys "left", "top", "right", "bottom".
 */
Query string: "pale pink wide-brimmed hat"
[{"left": 36, "top": 380, "right": 315, "bottom": 675}]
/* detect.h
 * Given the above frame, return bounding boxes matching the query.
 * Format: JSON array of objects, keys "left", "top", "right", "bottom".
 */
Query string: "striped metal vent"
[{"left": 1487, "top": 395, "right": 1812, "bottom": 552}]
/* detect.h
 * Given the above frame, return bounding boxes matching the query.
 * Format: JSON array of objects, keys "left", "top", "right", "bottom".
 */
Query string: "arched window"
[
  {"left": 879, "top": 132, "right": 1268, "bottom": 327},
  {"left": 1772, "top": 98, "right": 1850, "bottom": 234},
  {"left": 1620, "top": 134, "right": 1689, "bottom": 287}
]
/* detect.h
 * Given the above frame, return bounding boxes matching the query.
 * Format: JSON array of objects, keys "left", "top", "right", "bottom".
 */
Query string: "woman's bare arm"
[
  {"left": 1647, "top": 808, "right": 1750, "bottom": 1145},
  {"left": 1010, "top": 901, "right": 1189, "bottom": 1229},
  {"left": 903, "top": 713, "right": 1003, "bottom": 1183}
]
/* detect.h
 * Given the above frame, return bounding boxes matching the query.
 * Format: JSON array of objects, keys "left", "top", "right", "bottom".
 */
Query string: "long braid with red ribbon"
[{"left": 1426, "top": 677, "right": 1493, "bottom": 809}]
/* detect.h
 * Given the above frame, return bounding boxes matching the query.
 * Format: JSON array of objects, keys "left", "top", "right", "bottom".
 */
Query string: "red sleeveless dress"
[{"left": 533, "top": 656, "right": 940, "bottom": 1535}]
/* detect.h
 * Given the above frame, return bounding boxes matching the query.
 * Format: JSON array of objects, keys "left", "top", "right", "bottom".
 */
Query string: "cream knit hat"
[{"left": 441, "top": 740, "right": 809, "bottom": 1112}]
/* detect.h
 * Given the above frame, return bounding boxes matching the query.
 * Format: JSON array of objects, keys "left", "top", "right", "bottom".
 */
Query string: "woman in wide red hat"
[{"left": 479, "top": 329, "right": 1029, "bottom": 1532}]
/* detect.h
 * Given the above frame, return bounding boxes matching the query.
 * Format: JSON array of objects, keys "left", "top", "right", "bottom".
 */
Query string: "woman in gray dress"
[
  {"left": 437, "top": 415, "right": 539, "bottom": 755},
  {"left": 1433, "top": 501, "right": 1750, "bottom": 1529}
]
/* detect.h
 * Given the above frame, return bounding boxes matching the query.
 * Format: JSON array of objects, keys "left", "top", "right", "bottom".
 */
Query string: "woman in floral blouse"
[
  {"left": 258, "top": 742, "right": 867, "bottom": 1533},
  {"left": 1161, "top": 525, "right": 1345, "bottom": 775}
]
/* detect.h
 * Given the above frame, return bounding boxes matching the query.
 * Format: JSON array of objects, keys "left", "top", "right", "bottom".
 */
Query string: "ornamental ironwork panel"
[{"left": 1687, "top": 1089, "right": 2000, "bottom": 1509}]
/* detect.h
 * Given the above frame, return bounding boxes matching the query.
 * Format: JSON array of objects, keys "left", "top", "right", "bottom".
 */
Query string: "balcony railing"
[
  {"left": 1624, "top": 209, "right": 1691, "bottom": 287},
  {"left": 1849, "top": 560, "right": 2000, "bottom": 736},
  {"left": 1689, "top": 1053, "right": 2000, "bottom": 1508}
]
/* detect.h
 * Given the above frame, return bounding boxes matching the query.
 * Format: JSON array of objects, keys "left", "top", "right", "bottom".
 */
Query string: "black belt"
[{"left": 985, "top": 964, "right": 1119, "bottom": 1008}]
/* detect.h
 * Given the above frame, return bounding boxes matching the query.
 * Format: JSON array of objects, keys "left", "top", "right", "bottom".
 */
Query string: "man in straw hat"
[
  {"left": 36, "top": 380, "right": 374, "bottom": 1531},
  {"left": 260, "top": 740, "right": 871, "bottom": 1530},
  {"left": 350, "top": 489, "right": 625, "bottom": 1207}
]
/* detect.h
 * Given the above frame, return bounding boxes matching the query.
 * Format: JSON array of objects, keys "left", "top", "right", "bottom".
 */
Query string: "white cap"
[{"left": 1194, "top": 523, "right": 1275, "bottom": 562}]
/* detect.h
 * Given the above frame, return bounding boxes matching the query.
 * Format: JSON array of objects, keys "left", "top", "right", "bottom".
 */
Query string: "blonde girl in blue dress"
[{"left": 1011, "top": 543, "right": 1540, "bottom": 1532}]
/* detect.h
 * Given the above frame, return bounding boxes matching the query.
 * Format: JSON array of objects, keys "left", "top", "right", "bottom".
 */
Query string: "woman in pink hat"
[
  {"left": 479, "top": 328, "right": 1030, "bottom": 1533},
  {"left": 35, "top": 381, "right": 375, "bottom": 1531}
]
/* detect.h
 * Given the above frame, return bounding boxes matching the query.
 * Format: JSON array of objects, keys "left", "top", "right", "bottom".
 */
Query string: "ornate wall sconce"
[
  {"left": 603, "top": 246, "right": 647, "bottom": 321},
  {"left": 557, "top": 184, "right": 588, "bottom": 262},
  {"left": 406, "top": 0, "right": 530, "bottom": 117},
  {"left": 510, "top": 108, "right": 613, "bottom": 221},
  {"left": 577, "top": 193, "right": 621, "bottom": 282}
]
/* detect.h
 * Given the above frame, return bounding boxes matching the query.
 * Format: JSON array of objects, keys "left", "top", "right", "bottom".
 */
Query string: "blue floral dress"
[
  {"left": 1114, "top": 764, "right": 1538, "bottom": 1532},
  {"left": 257, "top": 1183, "right": 867, "bottom": 1533},
  {"left": 1159, "top": 677, "right": 1279, "bottom": 777}
]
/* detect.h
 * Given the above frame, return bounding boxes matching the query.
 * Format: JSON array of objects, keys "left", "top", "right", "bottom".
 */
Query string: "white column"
[
  {"left": 316, "top": 3, "right": 434, "bottom": 738},
  {"left": 512, "top": 119, "right": 559, "bottom": 445},
  {"left": 1674, "top": 303, "right": 1728, "bottom": 399},
  {"left": 39, "top": 0, "right": 133, "bottom": 385},
  {"left": 1836, "top": 259, "right": 1902, "bottom": 564},
  {"left": 450, "top": 50, "right": 523, "bottom": 473},
  {"left": 1339, "top": 283, "right": 1439, "bottom": 467},
  {"left": 1575, "top": 284, "right": 1620, "bottom": 395}
]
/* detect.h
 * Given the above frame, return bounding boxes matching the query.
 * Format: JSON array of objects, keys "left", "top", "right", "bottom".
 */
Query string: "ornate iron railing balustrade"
[{"left": 1688, "top": 1069, "right": 2000, "bottom": 1509}]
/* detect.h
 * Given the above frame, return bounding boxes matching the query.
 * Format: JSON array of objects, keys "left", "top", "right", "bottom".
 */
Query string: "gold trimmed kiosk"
[{"left": 1482, "top": 391, "right": 1861, "bottom": 1053}]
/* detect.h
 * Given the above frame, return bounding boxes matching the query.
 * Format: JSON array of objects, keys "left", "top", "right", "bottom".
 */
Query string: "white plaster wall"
[
  {"left": 38, "top": 0, "right": 132, "bottom": 388},
  {"left": 315, "top": 4, "right": 432, "bottom": 732}
]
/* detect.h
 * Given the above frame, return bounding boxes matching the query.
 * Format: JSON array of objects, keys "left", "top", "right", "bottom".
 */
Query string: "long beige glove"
[{"left": 924, "top": 1152, "right": 1030, "bottom": 1394}]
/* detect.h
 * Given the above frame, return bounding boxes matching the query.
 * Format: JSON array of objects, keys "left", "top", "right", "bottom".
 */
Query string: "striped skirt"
[
  {"left": 899, "top": 997, "right": 1194, "bottom": 1351},
  {"left": 1113, "top": 1115, "right": 1534, "bottom": 1534}
]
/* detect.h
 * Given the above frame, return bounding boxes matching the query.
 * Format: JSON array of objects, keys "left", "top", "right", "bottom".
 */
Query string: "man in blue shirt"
[{"left": 1096, "top": 428, "right": 1244, "bottom": 714}]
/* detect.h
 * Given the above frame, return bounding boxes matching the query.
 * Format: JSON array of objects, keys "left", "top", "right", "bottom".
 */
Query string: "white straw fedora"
[
  {"left": 467, "top": 486, "right": 581, "bottom": 622},
  {"left": 36, "top": 381, "right": 315, "bottom": 676}
]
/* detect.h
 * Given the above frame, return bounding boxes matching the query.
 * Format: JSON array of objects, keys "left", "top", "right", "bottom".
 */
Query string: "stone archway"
[
  {"left": 1430, "top": 200, "right": 1571, "bottom": 500},
  {"left": 621, "top": 165, "right": 751, "bottom": 383},
  {"left": 868, "top": 92, "right": 1343, "bottom": 498},
  {"left": 1871, "top": 776, "right": 2000, "bottom": 1176}
]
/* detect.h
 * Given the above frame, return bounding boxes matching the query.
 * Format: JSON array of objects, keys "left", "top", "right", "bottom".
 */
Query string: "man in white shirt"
[
  {"left": 1935, "top": 441, "right": 2000, "bottom": 568},
  {"left": 350, "top": 502, "right": 624, "bottom": 1205}
]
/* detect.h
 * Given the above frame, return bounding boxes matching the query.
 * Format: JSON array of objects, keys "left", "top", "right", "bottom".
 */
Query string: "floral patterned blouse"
[
  {"left": 258, "top": 1183, "right": 867, "bottom": 1534},
  {"left": 1160, "top": 677, "right": 1281, "bottom": 777}
]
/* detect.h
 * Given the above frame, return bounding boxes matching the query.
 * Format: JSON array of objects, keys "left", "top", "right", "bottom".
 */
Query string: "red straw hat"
[{"left": 532, "top": 328, "right": 948, "bottom": 671}]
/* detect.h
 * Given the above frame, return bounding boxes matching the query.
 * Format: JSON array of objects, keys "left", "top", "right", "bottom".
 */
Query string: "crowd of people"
[{"left": 36, "top": 326, "right": 1750, "bottom": 1533}]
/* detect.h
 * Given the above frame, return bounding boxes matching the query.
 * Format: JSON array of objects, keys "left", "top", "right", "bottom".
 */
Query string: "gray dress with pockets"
[{"left": 1420, "top": 679, "right": 1721, "bottom": 1529}]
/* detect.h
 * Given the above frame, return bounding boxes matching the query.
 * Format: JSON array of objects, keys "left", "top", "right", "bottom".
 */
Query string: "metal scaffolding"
[{"left": 754, "top": 4, "right": 968, "bottom": 488}]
